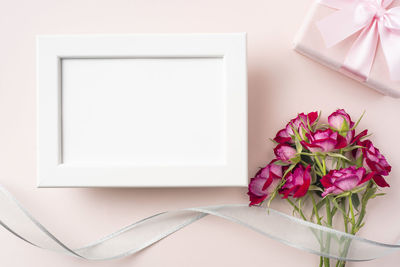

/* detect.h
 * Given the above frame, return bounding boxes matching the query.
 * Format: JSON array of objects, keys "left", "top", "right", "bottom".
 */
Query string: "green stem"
[
  {"left": 324, "top": 255, "right": 331, "bottom": 267},
  {"left": 338, "top": 149, "right": 344, "bottom": 169},
  {"left": 326, "top": 198, "right": 332, "bottom": 226},
  {"left": 337, "top": 183, "right": 372, "bottom": 267},
  {"left": 319, "top": 156, "right": 331, "bottom": 267},
  {"left": 310, "top": 193, "right": 322, "bottom": 225},
  {"left": 324, "top": 198, "right": 332, "bottom": 267},
  {"left": 336, "top": 199, "right": 348, "bottom": 267},
  {"left": 289, "top": 196, "right": 327, "bottom": 266},
  {"left": 348, "top": 194, "right": 356, "bottom": 227},
  {"left": 314, "top": 155, "right": 324, "bottom": 173},
  {"left": 286, "top": 199, "right": 307, "bottom": 221},
  {"left": 353, "top": 181, "right": 372, "bottom": 233},
  {"left": 322, "top": 156, "right": 327, "bottom": 175},
  {"left": 310, "top": 193, "right": 324, "bottom": 266},
  {"left": 341, "top": 199, "right": 348, "bottom": 233}
]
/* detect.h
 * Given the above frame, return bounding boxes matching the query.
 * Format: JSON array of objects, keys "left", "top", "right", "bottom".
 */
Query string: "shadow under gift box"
[{"left": 293, "top": 0, "right": 400, "bottom": 98}]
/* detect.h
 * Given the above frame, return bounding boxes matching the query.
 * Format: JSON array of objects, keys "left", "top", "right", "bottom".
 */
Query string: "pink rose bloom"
[
  {"left": 274, "top": 144, "right": 297, "bottom": 163},
  {"left": 248, "top": 161, "right": 283, "bottom": 206},
  {"left": 279, "top": 165, "right": 311, "bottom": 199},
  {"left": 356, "top": 139, "right": 391, "bottom": 187},
  {"left": 301, "top": 128, "right": 346, "bottom": 153},
  {"left": 274, "top": 111, "right": 318, "bottom": 144},
  {"left": 320, "top": 166, "right": 374, "bottom": 197},
  {"left": 328, "top": 109, "right": 355, "bottom": 145}
]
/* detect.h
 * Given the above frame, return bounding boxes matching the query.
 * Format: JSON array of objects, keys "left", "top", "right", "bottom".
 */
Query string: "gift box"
[{"left": 294, "top": 0, "right": 400, "bottom": 98}]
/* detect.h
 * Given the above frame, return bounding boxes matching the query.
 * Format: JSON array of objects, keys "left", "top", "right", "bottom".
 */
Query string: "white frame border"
[{"left": 37, "top": 34, "right": 247, "bottom": 187}]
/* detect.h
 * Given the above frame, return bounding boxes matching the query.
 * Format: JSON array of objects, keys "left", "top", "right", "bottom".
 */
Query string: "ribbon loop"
[
  {"left": 318, "top": 0, "right": 400, "bottom": 81},
  {"left": 384, "top": 7, "right": 400, "bottom": 30}
]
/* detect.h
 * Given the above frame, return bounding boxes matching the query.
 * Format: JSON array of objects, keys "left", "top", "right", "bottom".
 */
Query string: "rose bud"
[
  {"left": 274, "top": 129, "right": 292, "bottom": 144},
  {"left": 285, "top": 112, "right": 319, "bottom": 137},
  {"left": 320, "top": 166, "right": 374, "bottom": 197},
  {"left": 328, "top": 109, "right": 355, "bottom": 146},
  {"left": 248, "top": 161, "right": 283, "bottom": 206},
  {"left": 274, "top": 144, "right": 297, "bottom": 164},
  {"left": 301, "top": 128, "right": 346, "bottom": 153},
  {"left": 356, "top": 140, "right": 391, "bottom": 187},
  {"left": 279, "top": 165, "right": 311, "bottom": 199},
  {"left": 273, "top": 111, "right": 319, "bottom": 144},
  {"left": 328, "top": 109, "right": 354, "bottom": 132}
]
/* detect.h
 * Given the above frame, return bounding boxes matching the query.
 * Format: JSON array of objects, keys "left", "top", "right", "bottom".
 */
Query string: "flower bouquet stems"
[{"left": 248, "top": 110, "right": 391, "bottom": 267}]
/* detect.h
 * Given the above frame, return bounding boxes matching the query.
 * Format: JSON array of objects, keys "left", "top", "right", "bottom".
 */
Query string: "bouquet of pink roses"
[{"left": 248, "top": 109, "right": 391, "bottom": 267}]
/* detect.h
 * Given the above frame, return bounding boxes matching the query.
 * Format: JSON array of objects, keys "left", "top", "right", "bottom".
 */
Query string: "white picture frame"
[{"left": 37, "top": 33, "right": 247, "bottom": 187}]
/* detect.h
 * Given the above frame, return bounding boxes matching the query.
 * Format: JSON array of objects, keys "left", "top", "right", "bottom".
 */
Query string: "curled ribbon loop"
[
  {"left": 317, "top": 0, "right": 400, "bottom": 81},
  {"left": 1, "top": 185, "right": 400, "bottom": 261}
]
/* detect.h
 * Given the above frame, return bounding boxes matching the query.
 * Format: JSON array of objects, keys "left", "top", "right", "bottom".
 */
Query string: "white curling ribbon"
[{"left": 0, "top": 184, "right": 399, "bottom": 262}]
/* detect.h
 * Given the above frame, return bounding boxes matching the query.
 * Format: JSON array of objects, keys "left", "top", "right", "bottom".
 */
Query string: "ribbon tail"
[
  {"left": 379, "top": 22, "right": 400, "bottom": 81},
  {"left": 2, "top": 185, "right": 400, "bottom": 261},
  {"left": 342, "top": 20, "right": 380, "bottom": 81}
]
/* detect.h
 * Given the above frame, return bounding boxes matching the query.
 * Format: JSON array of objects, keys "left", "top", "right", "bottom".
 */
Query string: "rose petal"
[
  {"left": 352, "top": 129, "right": 368, "bottom": 144},
  {"left": 373, "top": 174, "right": 390, "bottom": 187},
  {"left": 274, "top": 129, "right": 292, "bottom": 144},
  {"left": 307, "top": 111, "right": 319, "bottom": 125}
]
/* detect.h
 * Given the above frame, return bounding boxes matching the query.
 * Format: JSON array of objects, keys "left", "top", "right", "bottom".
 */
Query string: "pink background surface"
[{"left": 0, "top": 0, "right": 399, "bottom": 266}]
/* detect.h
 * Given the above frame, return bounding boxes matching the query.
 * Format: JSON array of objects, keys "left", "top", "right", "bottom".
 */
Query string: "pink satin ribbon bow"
[{"left": 317, "top": 0, "right": 400, "bottom": 81}]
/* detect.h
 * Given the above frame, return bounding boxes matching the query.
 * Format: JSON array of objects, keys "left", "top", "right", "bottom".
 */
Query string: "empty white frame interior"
[{"left": 37, "top": 34, "right": 247, "bottom": 187}]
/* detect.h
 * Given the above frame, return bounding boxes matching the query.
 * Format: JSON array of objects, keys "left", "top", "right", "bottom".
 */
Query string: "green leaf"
[
  {"left": 342, "top": 145, "right": 364, "bottom": 152},
  {"left": 290, "top": 124, "right": 303, "bottom": 142},
  {"left": 297, "top": 152, "right": 314, "bottom": 157},
  {"left": 366, "top": 186, "right": 377, "bottom": 200},
  {"left": 351, "top": 193, "right": 360, "bottom": 211},
  {"left": 273, "top": 160, "right": 290, "bottom": 166},
  {"left": 317, "top": 123, "right": 330, "bottom": 128},
  {"left": 315, "top": 111, "right": 322, "bottom": 126},
  {"left": 327, "top": 152, "right": 351, "bottom": 162},
  {"left": 299, "top": 116, "right": 309, "bottom": 136},
  {"left": 295, "top": 139, "right": 302, "bottom": 154},
  {"left": 362, "top": 184, "right": 377, "bottom": 204},
  {"left": 282, "top": 164, "right": 297, "bottom": 179},
  {"left": 267, "top": 190, "right": 277, "bottom": 208},
  {"left": 308, "top": 185, "right": 323, "bottom": 192},
  {"left": 306, "top": 116, "right": 312, "bottom": 132},
  {"left": 339, "top": 118, "right": 349, "bottom": 137},
  {"left": 355, "top": 153, "right": 364, "bottom": 168},
  {"left": 350, "top": 110, "right": 365, "bottom": 131},
  {"left": 331, "top": 206, "right": 338, "bottom": 217},
  {"left": 310, "top": 198, "right": 325, "bottom": 220},
  {"left": 269, "top": 138, "right": 279, "bottom": 145},
  {"left": 291, "top": 156, "right": 301, "bottom": 165},
  {"left": 333, "top": 191, "right": 351, "bottom": 199},
  {"left": 371, "top": 193, "right": 386, "bottom": 199},
  {"left": 360, "top": 133, "right": 373, "bottom": 140},
  {"left": 310, "top": 168, "right": 317, "bottom": 184},
  {"left": 351, "top": 184, "right": 367, "bottom": 194},
  {"left": 331, "top": 198, "right": 348, "bottom": 220},
  {"left": 313, "top": 164, "right": 323, "bottom": 177}
]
